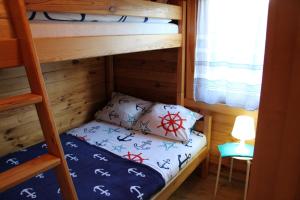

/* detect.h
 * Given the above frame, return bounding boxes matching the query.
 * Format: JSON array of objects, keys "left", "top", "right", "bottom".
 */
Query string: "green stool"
[{"left": 214, "top": 142, "right": 254, "bottom": 200}]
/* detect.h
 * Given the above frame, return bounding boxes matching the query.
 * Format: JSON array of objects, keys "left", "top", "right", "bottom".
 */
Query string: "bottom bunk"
[
  {"left": 0, "top": 120, "right": 208, "bottom": 200},
  {"left": 0, "top": 92, "right": 211, "bottom": 199}
]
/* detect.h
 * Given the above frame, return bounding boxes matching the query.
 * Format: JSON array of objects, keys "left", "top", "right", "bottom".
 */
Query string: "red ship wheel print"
[
  {"left": 123, "top": 152, "right": 148, "bottom": 163},
  {"left": 157, "top": 111, "right": 186, "bottom": 137},
  {"left": 77, "top": 135, "right": 88, "bottom": 142}
]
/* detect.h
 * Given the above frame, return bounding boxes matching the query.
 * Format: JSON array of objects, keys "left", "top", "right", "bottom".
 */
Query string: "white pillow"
[
  {"left": 133, "top": 103, "right": 203, "bottom": 142},
  {"left": 95, "top": 93, "right": 153, "bottom": 129}
]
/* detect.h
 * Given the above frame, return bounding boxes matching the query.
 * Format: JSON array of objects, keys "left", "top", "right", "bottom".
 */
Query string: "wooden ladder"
[{"left": 0, "top": 0, "right": 78, "bottom": 199}]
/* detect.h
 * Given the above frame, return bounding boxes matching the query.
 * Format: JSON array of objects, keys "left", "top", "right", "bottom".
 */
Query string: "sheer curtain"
[{"left": 194, "top": 0, "right": 269, "bottom": 110}]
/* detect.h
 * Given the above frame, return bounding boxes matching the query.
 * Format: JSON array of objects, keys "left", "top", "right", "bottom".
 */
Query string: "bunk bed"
[
  {"left": 0, "top": 0, "right": 184, "bottom": 64},
  {"left": 0, "top": 0, "right": 211, "bottom": 199}
]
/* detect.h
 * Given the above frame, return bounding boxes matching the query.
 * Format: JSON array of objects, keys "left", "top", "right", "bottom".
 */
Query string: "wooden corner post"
[
  {"left": 185, "top": 0, "right": 198, "bottom": 101},
  {"left": 105, "top": 56, "right": 114, "bottom": 100},
  {"left": 176, "top": 0, "right": 187, "bottom": 105},
  {"left": 201, "top": 114, "right": 212, "bottom": 178}
]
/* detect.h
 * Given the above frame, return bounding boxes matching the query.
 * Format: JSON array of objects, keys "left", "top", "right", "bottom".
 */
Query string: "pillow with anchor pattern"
[
  {"left": 133, "top": 103, "right": 203, "bottom": 142},
  {"left": 95, "top": 92, "right": 153, "bottom": 129}
]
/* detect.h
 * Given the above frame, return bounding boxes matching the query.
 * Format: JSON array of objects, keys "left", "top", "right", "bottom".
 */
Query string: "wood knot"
[
  {"left": 72, "top": 60, "right": 80, "bottom": 65},
  {"left": 155, "top": 82, "right": 161, "bottom": 88},
  {"left": 5, "top": 128, "right": 14, "bottom": 135},
  {"left": 109, "top": 6, "right": 116, "bottom": 12}
]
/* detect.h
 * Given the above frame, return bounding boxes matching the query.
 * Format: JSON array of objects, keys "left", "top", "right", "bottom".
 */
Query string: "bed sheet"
[{"left": 68, "top": 120, "right": 207, "bottom": 182}]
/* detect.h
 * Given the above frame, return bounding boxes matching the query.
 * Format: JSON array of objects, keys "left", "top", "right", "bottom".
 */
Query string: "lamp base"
[{"left": 235, "top": 141, "right": 250, "bottom": 155}]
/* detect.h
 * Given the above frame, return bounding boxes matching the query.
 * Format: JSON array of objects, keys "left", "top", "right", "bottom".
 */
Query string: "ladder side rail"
[{"left": 5, "top": 0, "right": 78, "bottom": 199}]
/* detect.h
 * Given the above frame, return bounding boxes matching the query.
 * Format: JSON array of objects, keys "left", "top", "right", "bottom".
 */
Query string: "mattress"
[
  {"left": 30, "top": 21, "right": 179, "bottom": 38},
  {"left": 28, "top": 11, "right": 172, "bottom": 24},
  {"left": 67, "top": 120, "right": 207, "bottom": 182}
]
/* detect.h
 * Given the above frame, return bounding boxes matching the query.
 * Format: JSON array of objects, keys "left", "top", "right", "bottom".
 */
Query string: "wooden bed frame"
[{"left": 0, "top": 0, "right": 211, "bottom": 199}]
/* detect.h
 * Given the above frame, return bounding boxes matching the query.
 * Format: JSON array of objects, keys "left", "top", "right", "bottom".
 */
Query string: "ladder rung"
[
  {"left": 0, "top": 93, "right": 42, "bottom": 112},
  {"left": 0, "top": 154, "right": 61, "bottom": 192}
]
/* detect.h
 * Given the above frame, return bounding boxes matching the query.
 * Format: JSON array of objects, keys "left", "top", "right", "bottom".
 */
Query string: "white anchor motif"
[
  {"left": 57, "top": 188, "right": 61, "bottom": 194},
  {"left": 69, "top": 169, "right": 77, "bottom": 178},
  {"left": 41, "top": 144, "right": 48, "bottom": 149},
  {"left": 128, "top": 168, "right": 146, "bottom": 178},
  {"left": 35, "top": 173, "right": 44, "bottom": 179},
  {"left": 94, "top": 168, "right": 111, "bottom": 177},
  {"left": 6, "top": 158, "right": 19, "bottom": 166},
  {"left": 93, "top": 185, "right": 111, "bottom": 197},
  {"left": 66, "top": 142, "right": 78, "bottom": 148},
  {"left": 130, "top": 186, "right": 144, "bottom": 200},
  {"left": 65, "top": 154, "right": 79, "bottom": 162},
  {"left": 93, "top": 154, "right": 108, "bottom": 162},
  {"left": 20, "top": 188, "right": 37, "bottom": 199}
]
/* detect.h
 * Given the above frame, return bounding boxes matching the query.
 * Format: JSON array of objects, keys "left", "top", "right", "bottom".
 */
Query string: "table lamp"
[{"left": 231, "top": 115, "right": 255, "bottom": 154}]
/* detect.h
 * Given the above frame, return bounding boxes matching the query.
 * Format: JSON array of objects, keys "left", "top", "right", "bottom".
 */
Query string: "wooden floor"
[{"left": 169, "top": 171, "right": 244, "bottom": 200}]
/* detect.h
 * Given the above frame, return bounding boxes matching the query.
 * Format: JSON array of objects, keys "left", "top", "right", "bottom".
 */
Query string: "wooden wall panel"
[
  {"left": 114, "top": 49, "right": 178, "bottom": 104},
  {"left": 248, "top": 0, "right": 300, "bottom": 198},
  {"left": 0, "top": 58, "right": 106, "bottom": 156}
]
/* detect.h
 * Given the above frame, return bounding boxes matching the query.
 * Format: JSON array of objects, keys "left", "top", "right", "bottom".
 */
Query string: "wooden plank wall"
[
  {"left": 114, "top": 49, "right": 178, "bottom": 104},
  {"left": 0, "top": 58, "right": 106, "bottom": 156}
]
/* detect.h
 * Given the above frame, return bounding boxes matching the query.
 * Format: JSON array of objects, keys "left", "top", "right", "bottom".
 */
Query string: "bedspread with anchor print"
[
  {"left": 67, "top": 121, "right": 207, "bottom": 182},
  {"left": 0, "top": 134, "right": 165, "bottom": 200}
]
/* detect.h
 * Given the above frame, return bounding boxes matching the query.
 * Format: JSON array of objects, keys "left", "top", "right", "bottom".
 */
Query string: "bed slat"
[
  {"left": 34, "top": 34, "right": 182, "bottom": 63},
  {"left": 25, "top": 0, "right": 182, "bottom": 20},
  {"left": 0, "top": 35, "right": 181, "bottom": 65}
]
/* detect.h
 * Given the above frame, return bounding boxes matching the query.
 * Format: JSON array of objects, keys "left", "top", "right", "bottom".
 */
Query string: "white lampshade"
[{"left": 231, "top": 115, "right": 255, "bottom": 141}]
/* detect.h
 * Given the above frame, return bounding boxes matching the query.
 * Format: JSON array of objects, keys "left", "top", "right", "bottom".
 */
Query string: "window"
[{"left": 194, "top": 0, "right": 269, "bottom": 110}]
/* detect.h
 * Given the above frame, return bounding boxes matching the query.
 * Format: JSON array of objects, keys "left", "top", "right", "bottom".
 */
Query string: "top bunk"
[{"left": 0, "top": 0, "right": 185, "bottom": 65}]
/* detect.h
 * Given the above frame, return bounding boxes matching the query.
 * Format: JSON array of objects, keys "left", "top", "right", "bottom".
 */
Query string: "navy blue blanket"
[{"left": 0, "top": 134, "right": 165, "bottom": 200}]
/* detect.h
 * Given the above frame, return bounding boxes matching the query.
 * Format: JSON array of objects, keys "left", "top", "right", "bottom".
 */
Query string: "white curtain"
[{"left": 194, "top": 0, "right": 269, "bottom": 110}]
